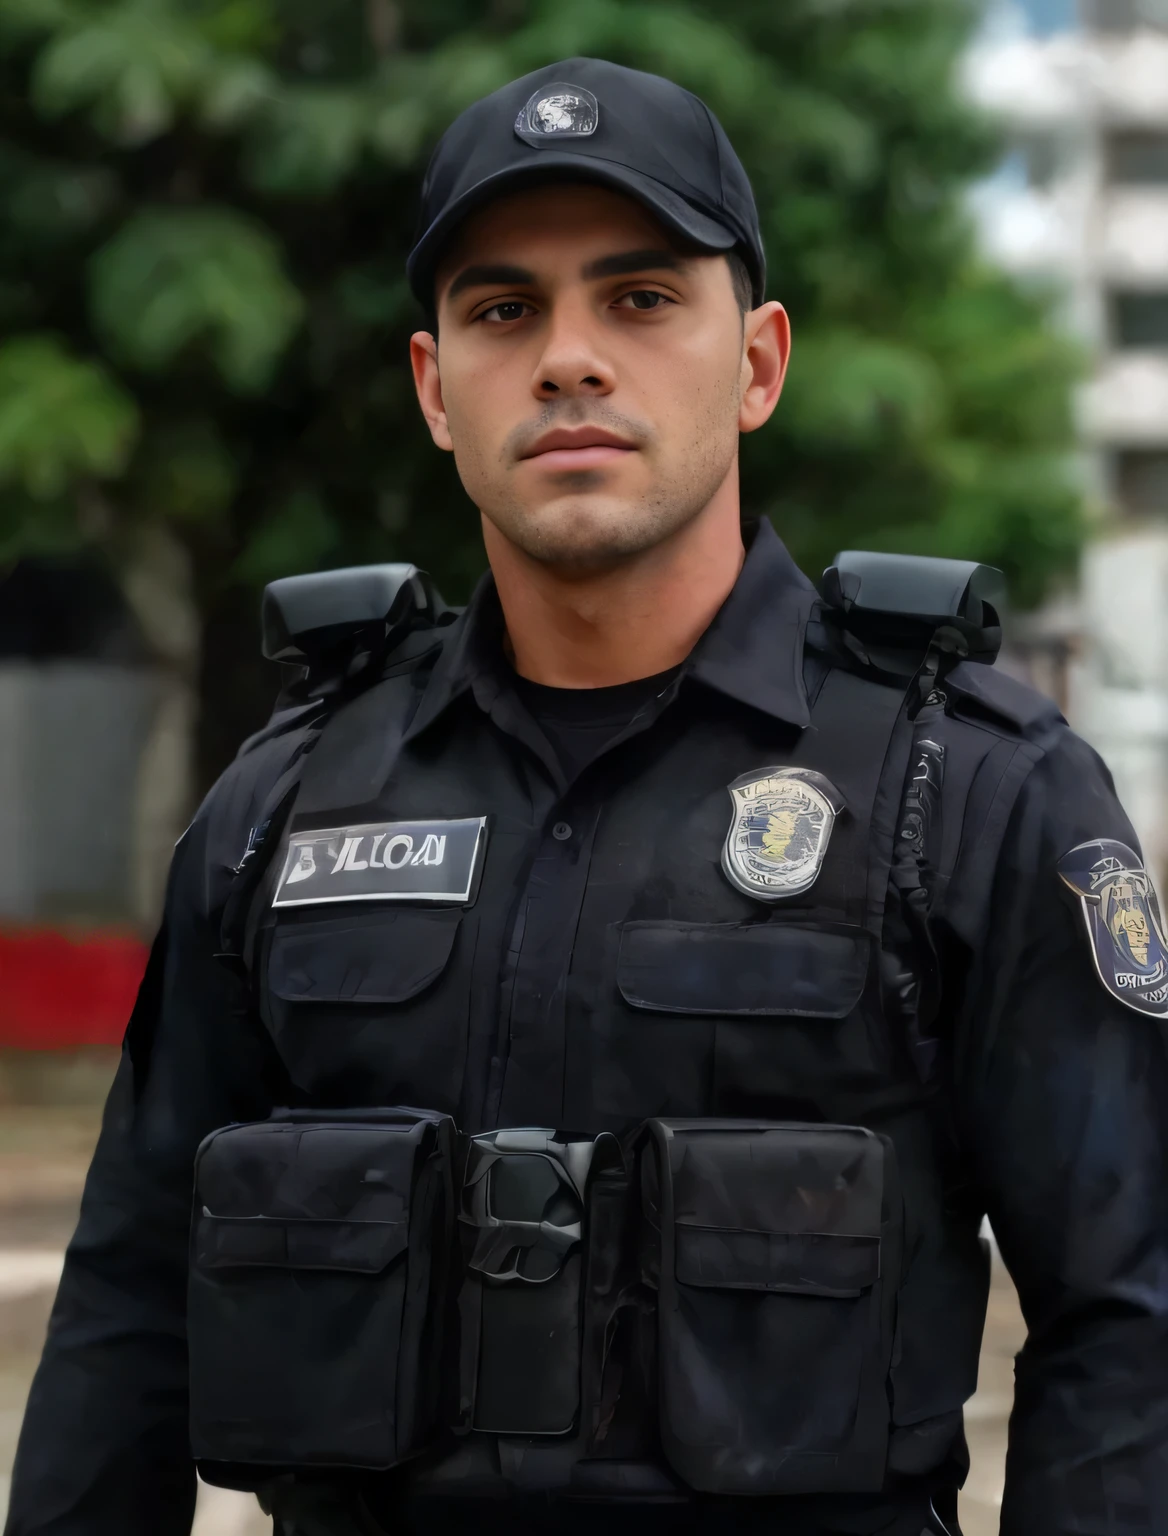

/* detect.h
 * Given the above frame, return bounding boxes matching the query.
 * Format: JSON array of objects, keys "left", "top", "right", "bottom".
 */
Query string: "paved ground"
[
  {"left": 0, "top": 1105, "right": 269, "bottom": 1533},
  {"left": 0, "top": 1095, "right": 1024, "bottom": 1535},
  {"left": 960, "top": 1249, "right": 1026, "bottom": 1536}
]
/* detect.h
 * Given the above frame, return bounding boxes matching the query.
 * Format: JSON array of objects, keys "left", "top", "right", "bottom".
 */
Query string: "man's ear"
[
  {"left": 410, "top": 331, "right": 454, "bottom": 452},
  {"left": 738, "top": 301, "right": 791, "bottom": 434}
]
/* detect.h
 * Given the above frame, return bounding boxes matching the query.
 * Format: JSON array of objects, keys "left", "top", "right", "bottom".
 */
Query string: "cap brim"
[{"left": 407, "top": 154, "right": 738, "bottom": 306}]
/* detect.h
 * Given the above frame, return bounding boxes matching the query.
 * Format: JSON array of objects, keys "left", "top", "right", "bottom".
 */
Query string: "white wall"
[{"left": 1073, "top": 531, "right": 1168, "bottom": 886}]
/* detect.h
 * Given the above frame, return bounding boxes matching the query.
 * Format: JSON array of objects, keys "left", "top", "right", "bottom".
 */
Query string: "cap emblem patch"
[
  {"left": 1058, "top": 838, "right": 1168, "bottom": 1016},
  {"left": 515, "top": 81, "right": 599, "bottom": 147},
  {"left": 722, "top": 767, "right": 844, "bottom": 902}
]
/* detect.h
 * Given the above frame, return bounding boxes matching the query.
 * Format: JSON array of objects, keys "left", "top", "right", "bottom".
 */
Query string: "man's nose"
[{"left": 531, "top": 303, "right": 616, "bottom": 401}]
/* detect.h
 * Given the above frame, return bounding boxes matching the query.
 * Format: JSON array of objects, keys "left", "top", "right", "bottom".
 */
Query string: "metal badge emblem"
[
  {"left": 722, "top": 767, "right": 844, "bottom": 902},
  {"left": 514, "top": 82, "right": 600, "bottom": 147},
  {"left": 272, "top": 816, "right": 487, "bottom": 908},
  {"left": 1058, "top": 838, "right": 1168, "bottom": 1017}
]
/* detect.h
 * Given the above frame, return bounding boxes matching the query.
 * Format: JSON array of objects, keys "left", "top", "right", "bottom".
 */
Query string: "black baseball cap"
[{"left": 407, "top": 57, "right": 766, "bottom": 311}]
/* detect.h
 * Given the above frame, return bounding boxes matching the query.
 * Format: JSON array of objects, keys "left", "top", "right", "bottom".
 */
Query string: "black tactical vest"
[{"left": 189, "top": 562, "right": 1027, "bottom": 1523}]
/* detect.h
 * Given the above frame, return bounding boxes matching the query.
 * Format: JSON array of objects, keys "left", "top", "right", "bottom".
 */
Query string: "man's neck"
[{"left": 485, "top": 489, "right": 746, "bottom": 689}]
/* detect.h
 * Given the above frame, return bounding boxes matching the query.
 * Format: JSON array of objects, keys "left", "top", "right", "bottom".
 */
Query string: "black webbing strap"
[
  {"left": 217, "top": 655, "right": 435, "bottom": 984},
  {"left": 217, "top": 724, "right": 328, "bottom": 971},
  {"left": 238, "top": 667, "right": 429, "bottom": 978},
  {"left": 289, "top": 665, "right": 426, "bottom": 825},
  {"left": 887, "top": 691, "right": 948, "bottom": 1082},
  {"left": 782, "top": 663, "right": 917, "bottom": 939}
]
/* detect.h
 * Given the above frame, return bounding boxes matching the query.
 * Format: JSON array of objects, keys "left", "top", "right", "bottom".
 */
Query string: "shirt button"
[{"left": 552, "top": 821, "right": 573, "bottom": 841}]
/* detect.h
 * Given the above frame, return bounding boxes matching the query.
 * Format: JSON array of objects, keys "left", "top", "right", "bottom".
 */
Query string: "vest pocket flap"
[
  {"left": 268, "top": 910, "right": 461, "bottom": 1003},
  {"left": 196, "top": 1121, "right": 422, "bottom": 1224},
  {"left": 616, "top": 922, "right": 870, "bottom": 1018},
  {"left": 195, "top": 1215, "right": 407, "bottom": 1273},
  {"left": 671, "top": 1123, "right": 884, "bottom": 1237},
  {"left": 675, "top": 1227, "right": 880, "bottom": 1298}
]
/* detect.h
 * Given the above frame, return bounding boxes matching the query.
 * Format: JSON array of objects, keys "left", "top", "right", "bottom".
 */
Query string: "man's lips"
[{"left": 519, "top": 427, "right": 637, "bottom": 472}]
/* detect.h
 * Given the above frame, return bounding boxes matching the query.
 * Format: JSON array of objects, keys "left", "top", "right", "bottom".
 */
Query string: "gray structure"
[
  {"left": 0, "top": 664, "right": 174, "bottom": 927},
  {"left": 0, "top": 558, "right": 192, "bottom": 929}
]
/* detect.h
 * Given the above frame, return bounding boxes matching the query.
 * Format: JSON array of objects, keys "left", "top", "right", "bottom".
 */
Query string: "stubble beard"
[
  {"left": 479, "top": 427, "right": 738, "bottom": 576},
  {"left": 451, "top": 382, "right": 742, "bottom": 574},
  {"left": 485, "top": 480, "right": 716, "bottom": 573}
]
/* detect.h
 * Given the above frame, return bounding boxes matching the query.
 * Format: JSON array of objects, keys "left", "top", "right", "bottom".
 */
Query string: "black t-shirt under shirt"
[{"left": 511, "top": 666, "right": 681, "bottom": 782}]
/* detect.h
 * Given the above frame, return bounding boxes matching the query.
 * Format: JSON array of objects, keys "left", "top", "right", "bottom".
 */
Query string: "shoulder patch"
[{"left": 1058, "top": 839, "right": 1168, "bottom": 1017}]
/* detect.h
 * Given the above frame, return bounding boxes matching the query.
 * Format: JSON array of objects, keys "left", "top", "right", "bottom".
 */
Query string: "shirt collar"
[
  {"left": 406, "top": 517, "right": 815, "bottom": 742},
  {"left": 685, "top": 518, "right": 815, "bottom": 728}
]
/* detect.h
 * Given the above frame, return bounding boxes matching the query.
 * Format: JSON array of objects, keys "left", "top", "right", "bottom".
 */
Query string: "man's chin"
[{"left": 488, "top": 497, "right": 673, "bottom": 574}]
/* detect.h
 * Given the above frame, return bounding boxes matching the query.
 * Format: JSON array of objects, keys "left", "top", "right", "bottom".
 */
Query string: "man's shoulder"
[
  {"left": 942, "top": 659, "right": 1065, "bottom": 746},
  {"left": 186, "top": 613, "right": 453, "bottom": 903},
  {"left": 936, "top": 665, "right": 1135, "bottom": 954},
  {"left": 938, "top": 661, "right": 1125, "bottom": 846},
  {"left": 185, "top": 703, "right": 324, "bottom": 891},
  {"left": 940, "top": 662, "right": 1131, "bottom": 831}
]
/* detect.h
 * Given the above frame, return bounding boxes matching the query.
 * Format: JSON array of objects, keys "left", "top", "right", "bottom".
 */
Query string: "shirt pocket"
[
  {"left": 617, "top": 920, "right": 869, "bottom": 1017},
  {"left": 262, "top": 908, "right": 469, "bottom": 1110},
  {"left": 614, "top": 921, "right": 874, "bottom": 1117}
]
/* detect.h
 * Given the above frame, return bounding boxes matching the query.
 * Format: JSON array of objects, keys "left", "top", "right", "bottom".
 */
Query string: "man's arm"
[
  {"left": 953, "top": 730, "right": 1168, "bottom": 1534},
  {"left": 5, "top": 788, "right": 290, "bottom": 1536}
]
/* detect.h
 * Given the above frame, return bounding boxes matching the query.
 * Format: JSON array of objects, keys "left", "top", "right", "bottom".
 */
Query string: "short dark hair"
[{"left": 726, "top": 250, "right": 754, "bottom": 315}]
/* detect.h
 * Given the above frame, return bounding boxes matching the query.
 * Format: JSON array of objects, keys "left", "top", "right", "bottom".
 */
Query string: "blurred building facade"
[{"left": 966, "top": 0, "right": 1168, "bottom": 878}]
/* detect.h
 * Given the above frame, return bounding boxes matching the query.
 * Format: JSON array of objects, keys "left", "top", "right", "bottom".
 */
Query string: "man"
[{"left": 8, "top": 57, "right": 1168, "bottom": 1536}]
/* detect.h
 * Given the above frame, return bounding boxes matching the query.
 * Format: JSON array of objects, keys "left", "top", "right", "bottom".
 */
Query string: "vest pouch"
[
  {"left": 458, "top": 1129, "right": 621, "bottom": 1437},
  {"left": 640, "top": 1118, "right": 901, "bottom": 1496},
  {"left": 189, "top": 1106, "right": 456, "bottom": 1475}
]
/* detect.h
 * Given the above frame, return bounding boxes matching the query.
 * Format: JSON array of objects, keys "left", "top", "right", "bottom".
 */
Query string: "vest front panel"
[
  {"left": 256, "top": 684, "right": 910, "bottom": 1134},
  {"left": 252, "top": 672, "right": 988, "bottom": 1474}
]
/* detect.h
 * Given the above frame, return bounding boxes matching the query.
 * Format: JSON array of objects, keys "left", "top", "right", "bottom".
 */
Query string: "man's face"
[{"left": 411, "top": 184, "right": 784, "bottom": 573}]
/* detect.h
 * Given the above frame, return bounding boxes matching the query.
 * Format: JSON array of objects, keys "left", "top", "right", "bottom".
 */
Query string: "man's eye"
[
  {"left": 616, "top": 290, "right": 672, "bottom": 311},
  {"left": 479, "top": 301, "right": 533, "bottom": 324}
]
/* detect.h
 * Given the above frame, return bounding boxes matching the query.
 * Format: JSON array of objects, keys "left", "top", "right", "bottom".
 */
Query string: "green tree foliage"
[{"left": 0, "top": 0, "right": 1083, "bottom": 785}]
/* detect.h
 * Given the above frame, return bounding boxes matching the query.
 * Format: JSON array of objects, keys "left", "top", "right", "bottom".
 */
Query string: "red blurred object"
[{"left": 0, "top": 926, "right": 148, "bottom": 1048}]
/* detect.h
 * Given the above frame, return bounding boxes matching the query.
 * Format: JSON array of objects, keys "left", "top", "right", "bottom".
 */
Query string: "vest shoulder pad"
[
  {"left": 821, "top": 549, "right": 1004, "bottom": 676},
  {"left": 944, "top": 658, "right": 1065, "bottom": 739},
  {"left": 233, "top": 699, "right": 325, "bottom": 762},
  {"left": 261, "top": 562, "right": 456, "bottom": 700}
]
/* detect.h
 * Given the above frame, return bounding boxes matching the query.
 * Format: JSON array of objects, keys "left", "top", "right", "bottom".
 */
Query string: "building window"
[
  {"left": 1110, "top": 291, "right": 1168, "bottom": 349},
  {"left": 1086, "top": 0, "right": 1168, "bottom": 29},
  {"left": 1106, "top": 130, "right": 1168, "bottom": 185},
  {"left": 1022, "top": 134, "right": 1064, "bottom": 190},
  {"left": 1116, "top": 451, "right": 1168, "bottom": 516}
]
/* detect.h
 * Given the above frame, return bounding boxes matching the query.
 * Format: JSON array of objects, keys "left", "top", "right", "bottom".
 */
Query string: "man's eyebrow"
[
  {"left": 445, "top": 263, "right": 536, "bottom": 301},
  {"left": 581, "top": 248, "right": 691, "bottom": 280}
]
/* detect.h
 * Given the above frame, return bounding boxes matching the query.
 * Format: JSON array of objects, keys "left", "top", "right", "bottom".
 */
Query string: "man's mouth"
[{"left": 519, "top": 426, "right": 637, "bottom": 472}]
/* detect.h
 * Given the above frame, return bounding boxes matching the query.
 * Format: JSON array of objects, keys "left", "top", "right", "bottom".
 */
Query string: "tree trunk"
[{"left": 116, "top": 526, "right": 200, "bottom": 927}]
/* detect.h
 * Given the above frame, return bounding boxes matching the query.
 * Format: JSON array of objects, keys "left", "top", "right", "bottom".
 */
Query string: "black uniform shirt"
[
  {"left": 7, "top": 522, "right": 1168, "bottom": 1536},
  {"left": 511, "top": 667, "right": 681, "bottom": 784}
]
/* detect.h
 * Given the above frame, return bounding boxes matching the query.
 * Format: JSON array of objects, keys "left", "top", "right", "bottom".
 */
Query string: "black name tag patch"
[{"left": 272, "top": 818, "right": 487, "bottom": 908}]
